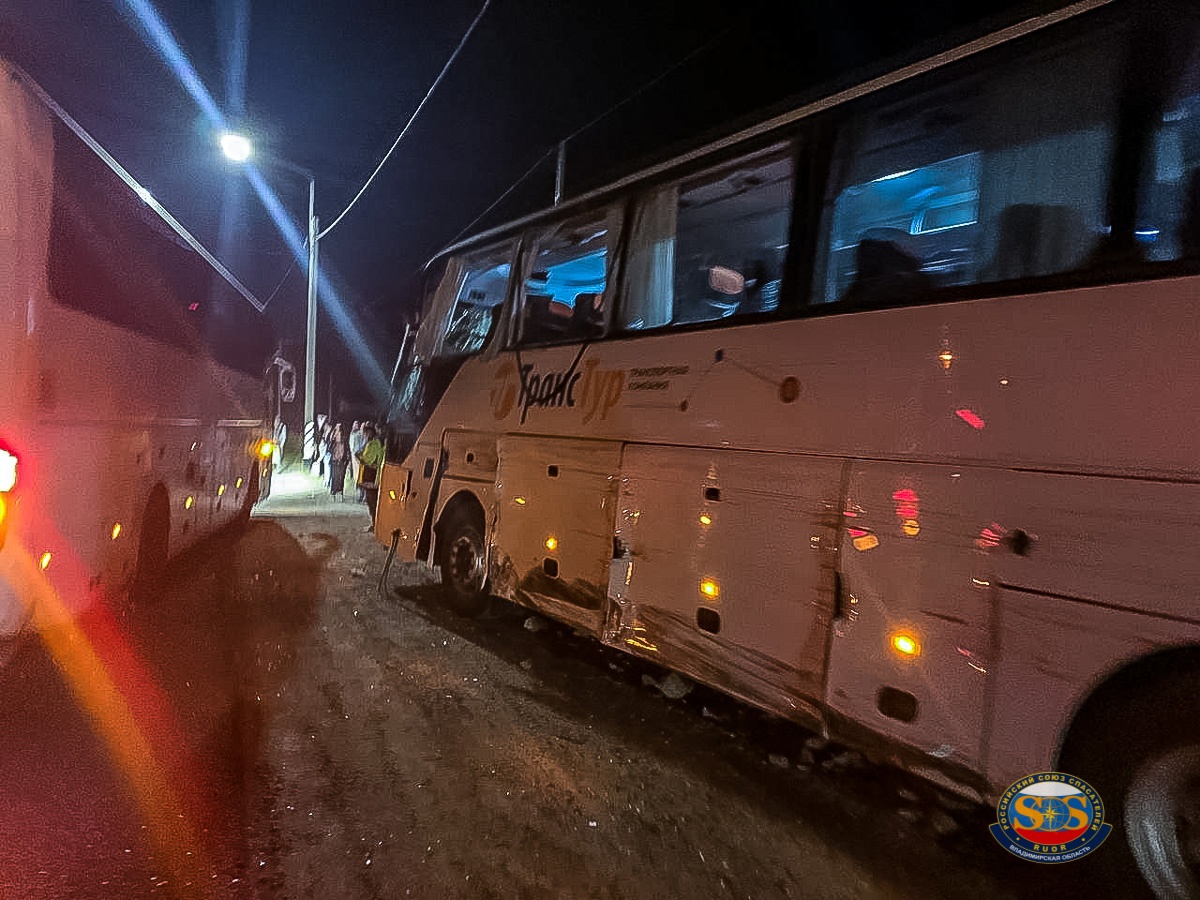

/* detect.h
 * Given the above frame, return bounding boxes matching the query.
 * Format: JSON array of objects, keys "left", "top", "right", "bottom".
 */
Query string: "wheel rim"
[
  {"left": 1126, "top": 745, "right": 1200, "bottom": 899},
  {"left": 446, "top": 534, "right": 483, "bottom": 596}
]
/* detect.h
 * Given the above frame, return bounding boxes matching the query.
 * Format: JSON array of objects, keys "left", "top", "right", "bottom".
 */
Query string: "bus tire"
[
  {"left": 133, "top": 485, "right": 170, "bottom": 605},
  {"left": 436, "top": 511, "right": 490, "bottom": 618},
  {"left": 1061, "top": 676, "right": 1200, "bottom": 899}
]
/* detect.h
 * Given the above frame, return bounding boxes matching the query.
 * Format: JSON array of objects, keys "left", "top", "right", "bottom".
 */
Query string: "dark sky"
[{"left": 0, "top": 0, "right": 1042, "bottom": 408}]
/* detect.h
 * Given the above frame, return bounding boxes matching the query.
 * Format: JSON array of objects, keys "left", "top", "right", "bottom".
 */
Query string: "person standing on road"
[
  {"left": 319, "top": 421, "right": 333, "bottom": 484},
  {"left": 348, "top": 421, "right": 366, "bottom": 502},
  {"left": 356, "top": 423, "right": 384, "bottom": 530},
  {"left": 328, "top": 423, "right": 350, "bottom": 500}
]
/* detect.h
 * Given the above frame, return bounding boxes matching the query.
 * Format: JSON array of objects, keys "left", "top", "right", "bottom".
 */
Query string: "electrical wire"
[
  {"left": 445, "top": 146, "right": 557, "bottom": 248},
  {"left": 317, "top": 0, "right": 492, "bottom": 241},
  {"left": 441, "top": 26, "right": 730, "bottom": 252},
  {"left": 259, "top": 257, "right": 298, "bottom": 310}
]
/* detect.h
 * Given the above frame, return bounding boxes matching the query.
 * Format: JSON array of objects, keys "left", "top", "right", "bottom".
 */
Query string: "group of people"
[{"left": 314, "top": 419, "right": 384, "bottom": 524}]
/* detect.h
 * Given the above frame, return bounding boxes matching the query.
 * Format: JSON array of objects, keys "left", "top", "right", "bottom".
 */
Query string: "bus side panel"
[
  {"left": 378, "top": 440, "right": 444, "bottom": 560},
  {"left": 987, "top": 590, "right": 1193, "bottom": 798},
  {"left": 376, "top": 461, "right": 417, "bottom": 553},
  {"left": 981, "top": 474, "right": 1200, "bottom": 793},
  {"left": 827, "top": 461, "right": 994, "bottom": 774},
  {"left": 610, "top": 445, "right": 841, "bottom": 726},
  {"left": 491, "top": 435, "right": 622, "bottom": 636}
]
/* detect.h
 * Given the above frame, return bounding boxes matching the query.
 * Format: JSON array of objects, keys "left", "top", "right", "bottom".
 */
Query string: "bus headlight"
[{"left": 256, "top": 440, "right": 275, "bottom": 460}]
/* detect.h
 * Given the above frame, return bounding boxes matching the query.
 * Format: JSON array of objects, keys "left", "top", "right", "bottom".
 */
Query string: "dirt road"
[{"left": 0, "top": 487, "right": 1054, "bottom": 899}]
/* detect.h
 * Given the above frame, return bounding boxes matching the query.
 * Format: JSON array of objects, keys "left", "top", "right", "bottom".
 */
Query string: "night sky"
[{"left": 1, "top": 0, "right": 1043, "bottom": 409}]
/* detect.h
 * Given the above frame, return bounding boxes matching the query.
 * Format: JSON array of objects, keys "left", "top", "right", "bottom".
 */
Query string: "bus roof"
[{"left": 427, "top": 0, "right": 1109, "bottom": 270}]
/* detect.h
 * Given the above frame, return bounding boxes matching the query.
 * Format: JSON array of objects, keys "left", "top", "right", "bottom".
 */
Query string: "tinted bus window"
[
  {"left": 1139, "top": 12, "right": 1200, "bottom": 260},
  {"left": 47, "top": 120, "right": 270, "bottom": 372},
  {"left": 814, "top": 22, "right": 1122, "bottom": 305},
  {"left": 520, "top": 212, "right": 615, "bottom": 345},
  {"left": 621, "top": 150, "right": 793, "bottom": 330},
  {"left": 439, "top": 245, "right": 511, "bottom": 356}
]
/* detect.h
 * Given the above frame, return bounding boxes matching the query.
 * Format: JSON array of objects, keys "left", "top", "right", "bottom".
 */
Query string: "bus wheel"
[
  {"left": 133, "top": 485, "right": 170, "bottom": 605},
  {"left": 1062, "top": 678, "right": 1200, "bottom": 899},
  {"left": 437, "top": 514, "right": 489, "bottom": 617},
  {"left": 1125, "top": 745, "right": 1200, "bottom": 899}
]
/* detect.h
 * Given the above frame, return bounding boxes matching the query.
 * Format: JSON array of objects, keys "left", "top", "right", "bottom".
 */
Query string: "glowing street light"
[
  {"left": 220, "top": 132, "right": 320, "bottom": 463},
  {"left": 218, "top": 131, "right": 252, "bottom": 163}
]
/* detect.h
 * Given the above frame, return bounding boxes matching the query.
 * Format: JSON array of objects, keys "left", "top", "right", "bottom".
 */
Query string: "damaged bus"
[{"left": 375, "top": 1, "right": 1200, "bottom": 895}]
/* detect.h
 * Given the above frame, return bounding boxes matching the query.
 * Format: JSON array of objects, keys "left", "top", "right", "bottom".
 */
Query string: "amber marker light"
[
  {"left": 39, "top": 551, "right": 52, "bottom": 571},
  {"left": 938, "top": 349, "right": 954, "bottom": 370},
  {"left": 388, "top": 490, "right": 397, "bottom": 501},
  {"left": 699, "top": 514, "right": 713, "bottom": 526},
  {"left": 111, "top": 523, "right": 122, "bottom": 540},
  {"left": 891, "top": 632, "right": 920, "bottom": 658},
  {"left": 184, "top": 496, "right": 194, "bottom": 510},
  {"left": 235, "top": 477, "right": 244, "bottom": 488},
  {"left": 700, "top": 578, "right": 720, "bottom": 600},
  {"left": 217, "top": 484, "right": 226, "bottom": 496},
  {"left": 545, "top": 536, "right": 558, "bottom": 551},
  {"left": 514, "top": 497, "right": 527, "bottom": 505},
  {"left": 257, "top": 440, "right": 274, "bottom": 460}
]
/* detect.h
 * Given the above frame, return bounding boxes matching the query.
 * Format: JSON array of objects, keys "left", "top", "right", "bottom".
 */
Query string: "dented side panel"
[
  {"left": 610, "top": 445, "right": 844, "bottom": 726},
  {"left": 492, "top": 435, "right": 624, "bottom": 635},
  {"left": 828, "top": 461, "right": 994, "bottom": 774}
]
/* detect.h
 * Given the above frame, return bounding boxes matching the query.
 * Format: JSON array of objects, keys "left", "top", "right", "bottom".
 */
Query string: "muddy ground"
[{"left": 0, "top": 498, "right": 1088, "bottom": 898}]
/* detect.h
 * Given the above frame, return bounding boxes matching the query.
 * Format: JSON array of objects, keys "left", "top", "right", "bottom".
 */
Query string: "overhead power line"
[
  {"left": 317, "top": 0, "right": 492, "bottom": 241},
  {"left": 444, "top": 26, "right": 730, "bottom": 250}
]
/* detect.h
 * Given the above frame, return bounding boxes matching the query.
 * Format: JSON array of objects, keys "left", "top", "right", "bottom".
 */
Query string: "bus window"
[
  {"left": 439, "top": 246, "right": 511, "bottom": 357},
  {"left": 621, "top": 150, "right": 793, "bottom": 330},
  {"left": 520, "top": 214, "right": 613, "bottom": 345},
  {"left": 47, "top": 119, "right": 272, "bottom": 373},
  {"left": 1138, "top": 10, "right": 1200, "bottom": 261},
  {"left": 815, "top": 21, "right": 1122, "bottom": 305}
]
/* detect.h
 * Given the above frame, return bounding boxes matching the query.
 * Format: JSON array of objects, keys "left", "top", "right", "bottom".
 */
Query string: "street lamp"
[{"left": 219, "top": 132, "right": 320, "bottom": 464}]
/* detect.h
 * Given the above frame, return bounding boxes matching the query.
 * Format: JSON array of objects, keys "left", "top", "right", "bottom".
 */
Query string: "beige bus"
[
  {"left": 0, "top": 61, "right": 274, "bottom": 661},
  {"left": 375, "top": 2, "right": 1200, "bottom": 895}
]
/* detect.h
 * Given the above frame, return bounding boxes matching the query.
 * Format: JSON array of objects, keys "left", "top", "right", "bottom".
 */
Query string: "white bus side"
[
  {"left": 0, "top": 60, "right": 269, "bottom": 647},
  {"left": 377, "top": 2, "right": 1200, "bottom": 895}
]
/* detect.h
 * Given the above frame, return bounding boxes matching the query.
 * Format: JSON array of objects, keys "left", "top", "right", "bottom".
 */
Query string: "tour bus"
[
  {"left": 375, "top": 1, "right": 1200, "bottom": 895},
  {"left": 0, "top": 60, "right": 274, "bottom": 663}
]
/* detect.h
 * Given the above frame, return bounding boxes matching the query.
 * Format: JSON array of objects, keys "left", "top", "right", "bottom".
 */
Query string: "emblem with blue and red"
[{"left": 990, "top": 771, "right": 1112, "bottom": 863}]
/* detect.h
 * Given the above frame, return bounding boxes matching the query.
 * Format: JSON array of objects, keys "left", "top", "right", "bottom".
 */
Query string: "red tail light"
[{"left": 0, "top": 447, "right": 15, "bottom": 493}]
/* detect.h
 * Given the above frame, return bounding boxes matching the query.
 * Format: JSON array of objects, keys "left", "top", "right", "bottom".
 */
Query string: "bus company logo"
[
  {"left": 989, "top": 772, "right": 1112, "bottom": 864},
  {"left": 490, "top": 355, "right": 625, "bottom": 425}
]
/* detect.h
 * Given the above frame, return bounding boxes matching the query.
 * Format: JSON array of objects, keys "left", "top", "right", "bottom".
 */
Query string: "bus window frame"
[
  {"left": 614, "top": 141, "right": 800, "bottom": 336},
  {"left": 513, "top": 203, "right": 627, "bottom": 349},
  {"left": 423, "top": 238, "right": 519, "bottom": 361},
  {"left": 414, "top": 2, "right": 1200, "bottom": 350},
  {"left": 792, "top": 3, "right": 1200, "bottom": 317}
]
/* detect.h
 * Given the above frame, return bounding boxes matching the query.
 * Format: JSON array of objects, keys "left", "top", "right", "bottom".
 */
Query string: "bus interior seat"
[
  {"left": 742, "top": 259, "right": 781, "bottom": 313},
  {"left": 840, "top": 227, "right": 931, "bottom": 305},
  {"left": 987, "top": 203, "right": 1086, "bottom": 281},
  {"left": 571, "top": 292, "right": 605, "bottom": 338},
  {"left": 522, "top": 293, "right": 554, "bottom": 342}
]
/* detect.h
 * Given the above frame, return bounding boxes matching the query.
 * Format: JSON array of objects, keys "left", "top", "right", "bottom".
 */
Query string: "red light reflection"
[{"left": 955, "top": 408, "right": 986, "bottom": 430}]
